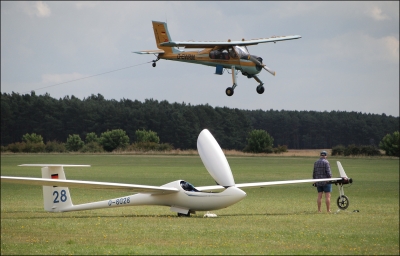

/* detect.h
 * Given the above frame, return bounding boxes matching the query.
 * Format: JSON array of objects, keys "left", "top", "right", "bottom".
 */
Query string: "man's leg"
[
  {"left": 325, "top": 192, "right": 331, "bottom": 212},
  {"left": 317, "top": 192, "right": 323, "bottom": 212}
]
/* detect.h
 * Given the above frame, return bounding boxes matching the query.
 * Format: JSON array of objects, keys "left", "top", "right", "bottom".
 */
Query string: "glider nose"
[{"left": 230, "top": 186, "right": 247, "bottom": 200}]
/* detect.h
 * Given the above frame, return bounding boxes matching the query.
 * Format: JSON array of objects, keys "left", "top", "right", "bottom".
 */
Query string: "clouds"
[
  {"left": 17, "top": 1, "right": 51, "bottom": 17},
  {"left": 74, "top": 1, "right": 100, "bottom": 10},
  {"left": 320, "top": 32, "right": 399, "bottom": 63},
  {"left": 1, "top": 1, "right": 398, "bottom": 116},
  {"left": 365, "top": 5, "right": 390, "bottom": 21}
]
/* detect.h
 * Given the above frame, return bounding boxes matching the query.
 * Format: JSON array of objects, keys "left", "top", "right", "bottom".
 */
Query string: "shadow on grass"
[{"left": 1, "top": 210, "right": 328, "bottom": 219}]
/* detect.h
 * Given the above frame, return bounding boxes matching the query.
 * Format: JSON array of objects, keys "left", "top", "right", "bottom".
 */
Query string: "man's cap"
[{"left": 320, "top": 151, "right": 327, "bottom": 156}]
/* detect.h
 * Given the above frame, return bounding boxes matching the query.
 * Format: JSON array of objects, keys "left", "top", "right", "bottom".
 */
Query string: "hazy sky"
[{"left": 1, "top": 1, "right": 399, "bottom": 116}]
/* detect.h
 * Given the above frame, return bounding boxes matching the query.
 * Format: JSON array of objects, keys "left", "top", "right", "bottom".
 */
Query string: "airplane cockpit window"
[
  {"left": 209, "top": 49, "right": 230, "bottom": 60},
  {"left": 180, "top": 181, "right": 199, "bottom": 192},
  {"left": 234, "top": 46, "right": 250, "bottom": 59},
  {"left": 228, "top": 48, "right": 237, "bottom": 58}
]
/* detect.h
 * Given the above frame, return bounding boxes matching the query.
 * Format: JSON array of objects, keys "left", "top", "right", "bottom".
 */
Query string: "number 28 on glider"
[{"left": 134, "top": 21, "right": 301, "bottom": 96}]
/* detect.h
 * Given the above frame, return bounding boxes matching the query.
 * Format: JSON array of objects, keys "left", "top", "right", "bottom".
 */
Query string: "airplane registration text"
[{"left": 177, "top": 54, "right": 195, "bottom": 60}]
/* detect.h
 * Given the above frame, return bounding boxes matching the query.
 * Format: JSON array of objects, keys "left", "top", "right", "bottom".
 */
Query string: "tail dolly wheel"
[
  {"left": 337, "top": 195, "right": 349, "bottom": 210},
  {"left": 335, "top": 179, "right": 352, "bottom": 210},
  {"left": 152, "top": 56, "right": 160, "bottom": 67}
]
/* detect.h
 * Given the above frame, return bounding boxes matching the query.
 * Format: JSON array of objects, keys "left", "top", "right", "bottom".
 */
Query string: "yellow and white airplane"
[{"left": 134, "top": 21, "right": 301, "bottom": 96}]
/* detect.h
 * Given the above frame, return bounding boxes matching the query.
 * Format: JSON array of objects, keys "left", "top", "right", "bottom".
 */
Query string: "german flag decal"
[{"left": 51, "top": 174, "right": 59, "bottom": 179}]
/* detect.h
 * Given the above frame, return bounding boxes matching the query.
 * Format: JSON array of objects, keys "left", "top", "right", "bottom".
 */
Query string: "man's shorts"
[{"left": 317, "top": 183, "right": 332, "bottom": 193}]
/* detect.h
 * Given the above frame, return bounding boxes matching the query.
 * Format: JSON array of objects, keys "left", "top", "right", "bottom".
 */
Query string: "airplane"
[
  {"left": 1, "top": 129, "right": 352, "bottom": 217},
  {"left": 134, "top": 21, "right": 301, "bottom": 96}
]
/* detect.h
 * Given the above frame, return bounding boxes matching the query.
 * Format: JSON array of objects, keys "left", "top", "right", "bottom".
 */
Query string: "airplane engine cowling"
[{"left": 197, "top": 129, "right": 235, "bottom": 187}]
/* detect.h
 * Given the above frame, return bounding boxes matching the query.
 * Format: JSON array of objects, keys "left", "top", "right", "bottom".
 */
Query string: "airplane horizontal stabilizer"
[{"left": 133, "top": 49, "right": 165, "bottom": 54}]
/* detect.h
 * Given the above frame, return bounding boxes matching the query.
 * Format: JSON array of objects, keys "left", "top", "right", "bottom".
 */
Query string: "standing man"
[{"left": 313, "top": 151, "right": 332, "bottom": 213}]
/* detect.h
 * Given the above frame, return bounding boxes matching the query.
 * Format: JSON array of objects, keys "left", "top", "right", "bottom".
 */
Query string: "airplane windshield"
[{"left": 234, "top": 46, "right": 250, "bottom": 59}]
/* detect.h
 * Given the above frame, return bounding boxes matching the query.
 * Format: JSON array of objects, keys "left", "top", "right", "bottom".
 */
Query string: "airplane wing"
[
  {"left": 196, "top": 177, "right": 342, "bottom": 192},
  {"left": 160, "top": 35, "right": 302, "bottom": 48},
  {"left": 132, "top": 49, "right": 165, "bottom": 54},
  {"left": 0, "top": 176, "right": 179, "bottom": 195}
]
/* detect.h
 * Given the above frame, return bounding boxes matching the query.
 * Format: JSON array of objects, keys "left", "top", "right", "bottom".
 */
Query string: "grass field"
[{"left": 1, "top": 154, "right": 399, "bottom": 255}]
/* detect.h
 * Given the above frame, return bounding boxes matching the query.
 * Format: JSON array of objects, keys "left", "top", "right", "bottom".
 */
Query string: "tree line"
[{"left": 1, "top": 92, "right": 398, "bottom": 151}]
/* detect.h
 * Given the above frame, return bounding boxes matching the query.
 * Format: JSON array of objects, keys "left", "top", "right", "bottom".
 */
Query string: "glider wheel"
[
  {"left": 152, "top": 62, "right": 156, "bottom": 67},
  {"left": 226, "top": 87, "right": 234, "bottom": 96},
  {"left": 337, "top": 195, "right": 349, "bottom": 210},
  {"left": 256, "top": 85, "right": 265, "bottom": 94},
  {"left": 177, "top": 212, "right": 191, "bottom": 217}
]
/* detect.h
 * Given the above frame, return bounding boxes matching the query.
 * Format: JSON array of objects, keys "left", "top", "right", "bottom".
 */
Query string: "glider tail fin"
[
  {"left": 152, "top": 20, "right": 179, "bottom": 54},
  {"left": 41, "top": 166, "right": 73, "bottom": 212}
]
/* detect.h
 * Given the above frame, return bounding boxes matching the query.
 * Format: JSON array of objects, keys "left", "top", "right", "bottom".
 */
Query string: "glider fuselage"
[{"left": 58, "top": 180, "right": 246, "bottom": 214}]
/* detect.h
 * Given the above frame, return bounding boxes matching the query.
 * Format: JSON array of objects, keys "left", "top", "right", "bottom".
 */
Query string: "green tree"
[
  {"left": 45, "top": 141, "right": 66, "bottom": 153},
  {"left": 379, "top": 131, "right": 399, "bottom": 157},
  {"left": 331, "top": 145, "right": 345, "bottom": 156},
  {"left": 100, "top": 129, "right": 129, "bottom": 152},
  {"left": 243, "top": 129, "right": 274, "bottom": 153},
  {"left": 80, "top": 141, "right": 104, "bottom": 153},
  {"left": 85, "top": 132, "right": 99, "bottom": 143},
  {"left": 22, "top": 133, "right": 44, "bottom": 144},
  {"left": 135, "top": 129, "right": 160, "bottom": 143},
  {"left": 65, "top": 134, "right": 84, "bottom": 152}
]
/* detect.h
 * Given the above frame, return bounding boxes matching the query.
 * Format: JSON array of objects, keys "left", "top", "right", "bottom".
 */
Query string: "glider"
[
  {"left": 134, "top": 21, "right": 301, "bottom": 96},
  {"left": 1, "top": 129, "right": 352, "bottom": 217}
]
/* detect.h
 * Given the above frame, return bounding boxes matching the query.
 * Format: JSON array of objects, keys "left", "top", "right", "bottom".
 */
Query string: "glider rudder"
[{"left": 19, "top": 164, "right": 89, "bottom": 212}]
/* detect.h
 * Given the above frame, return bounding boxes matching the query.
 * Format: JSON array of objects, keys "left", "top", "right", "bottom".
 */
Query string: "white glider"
[{"left": 1, "top": 129, "right": 352, "bottom": 216}]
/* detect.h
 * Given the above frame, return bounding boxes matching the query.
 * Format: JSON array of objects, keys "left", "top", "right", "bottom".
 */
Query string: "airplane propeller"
[{"left": 249, "top": 55, "right": 276, "bottom": 76}]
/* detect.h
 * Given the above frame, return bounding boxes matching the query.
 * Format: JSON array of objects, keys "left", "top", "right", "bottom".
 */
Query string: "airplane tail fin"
[
  {"left": 19, "top": 164, "right": 88, "bottom": 212},
  {"left": 40, "top": 166, "right": 73, "bottom": 212},
  {"left": 152, "top": 20, "right": 179, "bottom": 54}
]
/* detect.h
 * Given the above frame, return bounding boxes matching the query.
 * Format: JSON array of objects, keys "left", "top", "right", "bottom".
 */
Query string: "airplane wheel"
[
  {"left": 337, "top": 195, "right": 349, "bottom": 210},
  {"left": 177, "top": 212, "right": 190, "bottom": 217},
  {"left": 152, "top": 62, "right": 156, "bottom": 67},
  {"left": 226, "top": 87, "right": 234, "bottom": 96},
  {"left": 256, "top": 85, "right": 265, "bottom": 94}
]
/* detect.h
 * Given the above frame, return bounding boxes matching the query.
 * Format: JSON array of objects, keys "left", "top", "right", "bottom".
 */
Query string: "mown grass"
[{"left": 1, "top": 154, "right": 399, "bottom": 255}]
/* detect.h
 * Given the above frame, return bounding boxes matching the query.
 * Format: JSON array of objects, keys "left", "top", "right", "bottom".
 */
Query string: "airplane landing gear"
[
  {"left": 256, "top": 84, "right": 265, "bottom": 94},
  {"left": 177, "top": 212, "right": 191, "bottom": 217},
  {"left": 226, "top": 82, "right": 238, "bottom": 96},
  {"left": 226, "top": 87, "right": 234, "bottom": 96},
  {"left": 253, "top": 75, "right": 265, "bottom": 95},
  {"left": 152, "top": 56, "right": 160, "bottom": 67},
  {"left": 226, "top": 66, "right": 238, "bottom": 97}
]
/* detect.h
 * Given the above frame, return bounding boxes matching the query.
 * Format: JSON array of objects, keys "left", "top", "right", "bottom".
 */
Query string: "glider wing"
[
  {"left": 196, "top": 178, "right": 342, "bottom": 192},
  {"left": 0, "top": 176, "right": 179, "bottom": 194}
]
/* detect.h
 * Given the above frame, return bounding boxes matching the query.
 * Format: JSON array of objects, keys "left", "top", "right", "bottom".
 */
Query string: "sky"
[{"left": 1, "top": 1, "right": 399, "bottom": 117}]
